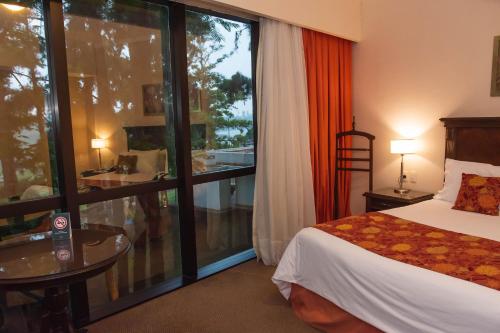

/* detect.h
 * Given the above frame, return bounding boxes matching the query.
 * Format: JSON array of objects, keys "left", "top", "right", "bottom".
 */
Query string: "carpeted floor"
[{"left": 86, "top": 260, "right": 317, "bottom": 333}]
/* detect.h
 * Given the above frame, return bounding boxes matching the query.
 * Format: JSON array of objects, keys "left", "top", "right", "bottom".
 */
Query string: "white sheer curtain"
[{"left": 252, "top": 18, "right": 316, "bottom": 265}]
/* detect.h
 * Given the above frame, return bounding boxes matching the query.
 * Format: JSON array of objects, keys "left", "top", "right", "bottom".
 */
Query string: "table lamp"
[
  {"left": 390, "top": 139, "right": 417, "bottom": 194},
  {"left": 91, "top": 138, "right": 106, "bottom": 170}
]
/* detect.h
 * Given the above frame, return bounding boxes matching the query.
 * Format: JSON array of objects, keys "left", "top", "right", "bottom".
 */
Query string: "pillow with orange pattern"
[{"left": 452, "top": 173, "right": 500, "bottom": 216}]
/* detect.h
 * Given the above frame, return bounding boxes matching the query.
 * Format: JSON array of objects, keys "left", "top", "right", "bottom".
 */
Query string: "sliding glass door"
[
  {"left": 185, "top": 11, "right": 255, "bottom": 267},
  {"left": 0, "top": 0, "right": 257, "bottom": 329},
  {"left": 0, "top": 3, "right": 58, "bottom": 329},
  {"left": 61, "top": 0, "right": 181, "bottom": 314},
  {"left": 0, "top": 1, "right": 58, "bottom": 205}
]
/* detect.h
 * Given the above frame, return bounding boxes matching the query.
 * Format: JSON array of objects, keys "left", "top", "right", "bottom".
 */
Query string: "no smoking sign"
[
  {"left": 54, "top": 216, "right": 68, "bottom": 230},
  {"left": 51, "top": 213, "right": 72, "bottom": 240}
]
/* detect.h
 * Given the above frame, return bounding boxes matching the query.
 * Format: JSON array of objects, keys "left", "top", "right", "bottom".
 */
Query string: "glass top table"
[
  {"left": 0, "top": 229, "right": 130, "bottom": 289},
  {"left": 0, "top": 229, "right": 130, "bottom": 332}
]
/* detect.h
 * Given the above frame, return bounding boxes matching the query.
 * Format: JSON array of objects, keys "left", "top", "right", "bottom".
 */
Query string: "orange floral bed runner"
[{"left": 314, "top": 212, "right": 500, "bottom": 291}]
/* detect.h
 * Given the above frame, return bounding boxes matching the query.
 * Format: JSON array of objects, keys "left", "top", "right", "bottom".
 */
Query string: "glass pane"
[
  {"left": 194, "top": 175, "right": 254, "bottom": 267},
  {"left": 0, "top": 1, "right": 59, "bottom": 205},
  {"left": 0, "top": 209, "right": 54, "bottom": 241},
  {"left": 0, "top": 208, "right": 55, "bottom": 332},
  {"left": 81, "top": 189, "right": 181, "bottom": 311},
  {"left": 62, "top": 0, "right": 176, "bottom": 193},
  {"left": 1, "top": 289, "right": 43, "bottom": 332},
  {"left": 186, "top": 12, "right": 254, "bottom": 175}
]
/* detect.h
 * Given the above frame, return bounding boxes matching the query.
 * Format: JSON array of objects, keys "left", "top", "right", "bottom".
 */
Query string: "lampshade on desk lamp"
[
  {"left": 390, "top": 139, "right": 417, "bottom": 194},
  {"left": 91, "top": 138, "right": 106, "bottom": 170}
]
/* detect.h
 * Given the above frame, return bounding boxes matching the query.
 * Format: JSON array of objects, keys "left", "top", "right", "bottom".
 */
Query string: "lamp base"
[{"left": 394, "top": 188, "right": 411, "bottom": 195}]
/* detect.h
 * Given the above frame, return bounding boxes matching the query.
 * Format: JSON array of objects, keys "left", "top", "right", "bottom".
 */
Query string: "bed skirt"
[{"left": 289, "top": 284, "right": 382, "bottom": 333}]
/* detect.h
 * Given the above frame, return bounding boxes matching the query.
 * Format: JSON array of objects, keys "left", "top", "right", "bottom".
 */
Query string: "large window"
[
  {"left": 0, "top": 0, "right": 257, "bottom": 328},
  {"left": 195, "top": 175, "right": 254, "bottom": 267},
  {"left": 64, "top": 0, "right": 176, "bottom": 192},
  {"left": 186, "top": 11, "right": 254, "bottom": 175},
  {"left": 82, "top": 189, "right": 181, "bottom": 311},
  {"left": 0, "top": 2, "right": 58, "bottom": 205},
  {"left": 0, "top": 3, "right": 58, "bottom": 327}
]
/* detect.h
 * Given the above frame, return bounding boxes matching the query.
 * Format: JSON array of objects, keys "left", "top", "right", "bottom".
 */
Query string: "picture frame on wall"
[
  {"left": 142, "top": 83, "right": 165, "bottom": 116},
  {"left": 491, "top": 36, "right": 500, "bottom": 97}
]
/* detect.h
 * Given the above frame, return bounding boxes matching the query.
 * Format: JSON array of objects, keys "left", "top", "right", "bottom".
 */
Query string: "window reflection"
[
  {"left": 0, "top": 289, "right": 43, "bottom": 331},
  {"left": 0, "top": 209, "right": 53, "bottom": 242},
  {"left": 194, "top": 175, "right": 254, "bottom": 267},
  {"left": 0, "top": 208, "right": 55, "bottom": 332},
  {"left": 63, "top": 0, "right": 175, "bottom": 193},
  {"left": 81, "top": 189, "right": 181, "bottom": 310},
  {"left": 0, "top": 2, "right": 58, "bottom": 205},
  {"left": 186, "top": 12, "right": 254, "bottom": 175}
]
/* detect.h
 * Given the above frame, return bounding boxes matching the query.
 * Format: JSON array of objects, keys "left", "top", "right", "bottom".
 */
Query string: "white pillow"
[
  {"left": 129, "top": 149, "right": 160, "bottom": 174},
  {"left": 20, "top": 185, "right": 53, "bottom": 200},
  {"left": 434, "top": 158, "right": 500, "bottom": 203}
]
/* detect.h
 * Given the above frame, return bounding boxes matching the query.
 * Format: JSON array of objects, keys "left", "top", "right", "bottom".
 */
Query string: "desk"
[
  {"left": 79, "top": 172, "right": 156, "bottom": 188},
  {"left": 0, "top": 230, "right": 130, "bottom": 332},
  {"left": 79, "top": 172, "right": 162, "bottom": 239}
]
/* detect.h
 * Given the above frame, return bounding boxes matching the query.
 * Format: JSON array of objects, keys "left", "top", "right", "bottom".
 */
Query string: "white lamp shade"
[
  {"left": 91, "top": 138, "right": 106, "bottom": 149},
  {"left": 390, "top": 139, "right": 417, "bottom": 154}
]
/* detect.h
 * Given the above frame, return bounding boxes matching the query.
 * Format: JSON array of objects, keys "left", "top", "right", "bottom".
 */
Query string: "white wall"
[
  {"left": 351, "top": 0, "right": 500, "bottom": 213},
  {"left": 205, "top": 0, "right": 362, "bottom": 41}
]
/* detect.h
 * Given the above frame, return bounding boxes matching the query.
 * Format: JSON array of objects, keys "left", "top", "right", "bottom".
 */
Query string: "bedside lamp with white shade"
[
  {"left": 390, "top": 139, "right": 418, "bottom": 194},
  {"left": 91, "top": 138, "right": 106, "bottom": 170}
]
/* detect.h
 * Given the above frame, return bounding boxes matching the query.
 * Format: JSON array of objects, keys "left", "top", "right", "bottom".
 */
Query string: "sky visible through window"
[{"left": 211, "top": 20, "right": 252, "bottom": 121}]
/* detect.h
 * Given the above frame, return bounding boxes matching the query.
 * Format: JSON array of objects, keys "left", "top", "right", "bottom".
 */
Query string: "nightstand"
[{"left": 363, "top": 188, "right": 434, "bottom": 212}]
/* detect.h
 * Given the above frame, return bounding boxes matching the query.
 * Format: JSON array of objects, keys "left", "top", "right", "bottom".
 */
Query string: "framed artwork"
[
  {"left": 491, "top": 36, "right": 500, "bottom": 97},
  {"left": 142, "top": 83, "right": 165, "bottom": 116}
]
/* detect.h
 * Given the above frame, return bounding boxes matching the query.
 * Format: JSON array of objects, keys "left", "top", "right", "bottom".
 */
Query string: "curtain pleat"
[
  {"left": 302, "top": 29, "right": 353, "bottom": 223},
  {"left": 252, "top": 18, "right": 316, "bottom": 265}
]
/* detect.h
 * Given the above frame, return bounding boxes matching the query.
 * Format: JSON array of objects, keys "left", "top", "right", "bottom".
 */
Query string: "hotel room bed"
[
  {"left": 273, "top": 117, "right": 500, "bottom": 333},
  {"left": 273, "top": 199, "right": 500, "bottom": 333}
]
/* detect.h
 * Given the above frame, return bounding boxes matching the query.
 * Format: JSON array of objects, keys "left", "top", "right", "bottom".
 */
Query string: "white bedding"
[{"left": 272, "top": 199, "right": 500, "bottom": 333}]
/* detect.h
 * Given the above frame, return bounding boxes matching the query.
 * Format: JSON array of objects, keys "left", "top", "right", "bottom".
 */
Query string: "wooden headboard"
[
  {"left": 123, "top": 126, "right": 167, "bottom": 151},
  {"left": 440, "top": 117, "right": 500, "bottom": 166}
]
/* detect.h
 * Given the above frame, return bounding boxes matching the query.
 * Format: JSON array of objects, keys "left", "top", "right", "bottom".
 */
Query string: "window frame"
[{"left": 0, "top": 0, "right": 258, "bottom": 327}]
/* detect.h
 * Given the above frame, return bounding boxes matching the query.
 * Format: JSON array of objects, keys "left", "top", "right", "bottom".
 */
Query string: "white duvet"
[{"left": 272, "top": 199, "right": 500, "bottom": 333}]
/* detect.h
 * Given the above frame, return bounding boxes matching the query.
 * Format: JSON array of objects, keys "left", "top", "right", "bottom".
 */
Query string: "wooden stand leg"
[{"left": 105, "top": 269, "right": 119, "bottom": 301}]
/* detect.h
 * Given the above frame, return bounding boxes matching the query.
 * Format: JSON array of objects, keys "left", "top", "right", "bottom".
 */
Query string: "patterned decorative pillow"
[
  {"left": 452, "top": 173, "right": 500, "bottom": 216},
  {"left": 116, "top": 154, "right": 138, "bottom": 174}
]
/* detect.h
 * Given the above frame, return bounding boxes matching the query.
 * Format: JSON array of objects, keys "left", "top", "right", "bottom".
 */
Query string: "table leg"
[
  {"left": 40, "top": 287, "right": 71, "bottom": 333},
  {"left": 105, "top": 269, "right": 119, "bottom": 301},
  {"left": 0, "top": 289, "right": 5, "bottom": 329},
  {"left": 137, "top": 192, "right": 161, "bottom": 240}
]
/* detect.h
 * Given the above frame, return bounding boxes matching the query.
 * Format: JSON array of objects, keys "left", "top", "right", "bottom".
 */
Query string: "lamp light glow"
[
  {"left": 390, "top": 139, "right": 418, "bottom": 195},
  {"left": 390, "top": 139, "right": 418, "bottom": 155},
  {"left": 91, "top": 138, "right": 106, "bottom": 169},
  {"left": 1, "top": 3, "right": 25, "bottom": 11},
  {"left": 91, "top": 138, "right": 106, "bottom": 149}
]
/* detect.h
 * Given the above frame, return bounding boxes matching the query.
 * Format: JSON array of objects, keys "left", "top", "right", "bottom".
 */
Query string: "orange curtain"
[{"left": 302, "top": 29, "right": 353, "bottom": 223}]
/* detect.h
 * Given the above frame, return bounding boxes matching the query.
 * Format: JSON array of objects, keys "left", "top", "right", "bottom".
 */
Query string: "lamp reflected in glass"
[
  {"left": 91, "top": 138, "right": 106, "bottom": 170},
  {"left": 1, "top": 3, "right": 25, "bottom": 11},
  {"left": 390, "top": 139, "right": 417, "bottom": 194}
]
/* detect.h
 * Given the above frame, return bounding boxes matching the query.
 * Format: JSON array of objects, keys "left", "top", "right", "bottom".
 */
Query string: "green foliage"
[
  {"left": 0, "top": 3, "right": 57, "bottom": 197},
  {"left": 186, "top": 11, "right": 253, "bottom": 150},
  {"left": 0, "top": 3, "right": 253, "bottom": 201}
]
